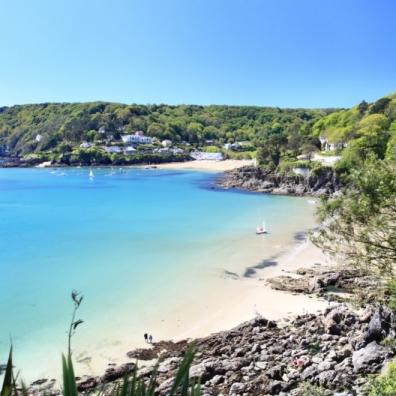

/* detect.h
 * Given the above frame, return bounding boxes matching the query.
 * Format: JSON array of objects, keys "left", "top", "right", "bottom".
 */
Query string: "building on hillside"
[
  {"left": 98, "top": 126, "right": 106, "bottom": 134},
  {"left": 124, "top": 146, "right": 136, "bottom": 154},
  {"left": 0, "top": 145, "right": 9, "bottom": 156},
  {"left": 223, "top": 142, "right": 241, "bottom": 151},
  {"left": 162, "top": 139, "right": 172, "bottom": 147},
  {"left": 190, "top": 151, "right": 224, "bottom": 161},
  {"left": 80, "top": 142, "right": 93, "bottom": 149},
  {"left": 319, "top": 136, "right": 347, "bottom": 152},
  {"left": 35, "top": 134, "right": 42, "bottom": 142},
  {"left": 293, "top": 167, "right": 311, "bottom": 177},
  {"left": 121, "top": 132, "right": 153, "bottom": 145},
  {"left": 172, "top": 148, "right": 184, "bottom": 155},
  {"left": 104, "top": 146, "right": 122, "bottom": 154}
]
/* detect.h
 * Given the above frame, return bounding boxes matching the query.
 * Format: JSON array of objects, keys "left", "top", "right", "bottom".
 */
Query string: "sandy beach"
[
  {"left": 153, "top": 159, "right": 254, "bottom": 171},
  {"left": 72, "top": 239, "right": 332, "bottom": 378},
  {"left": 162, "top": 240, "right": 330, "bottom": 341}
]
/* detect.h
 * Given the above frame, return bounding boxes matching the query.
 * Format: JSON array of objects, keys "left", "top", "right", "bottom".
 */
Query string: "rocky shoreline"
[
  {"left": 217, "top": 166, "right": 341, "bottom": 196},
  {"left": 27, "top": 266, "right": 391, "bottom": 396}
]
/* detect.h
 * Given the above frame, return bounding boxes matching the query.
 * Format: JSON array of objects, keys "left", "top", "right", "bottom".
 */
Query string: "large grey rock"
[
  {"left": 229, "top": 382, "right": 245, "bottom": 394},
  {"left": 101, "top": 362, "right": 135, "bottom": 382},
  {"left": 352, "top": 341, "right": 389, "bottom": 373},
  {"left": 323, "top": 308, "right": 343, "bottom": 335},
  {"left": 364, "top": 307, "right": 392, "bottom": 343},
  {"left": 317, "top": 369, "right": 336, "bottom": 386}
]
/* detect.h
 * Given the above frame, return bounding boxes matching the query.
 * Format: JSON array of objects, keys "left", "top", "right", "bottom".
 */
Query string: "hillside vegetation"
[
  {"left": 1, "top": 93, "right": 395, "bottom": 168},
  {"left": 0, "top": 103, "right": 329, "bottom": 165}
]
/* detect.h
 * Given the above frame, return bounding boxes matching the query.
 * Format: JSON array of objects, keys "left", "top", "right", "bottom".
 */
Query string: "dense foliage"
[
  {"left": 313, "top": 159, "right": 396, "bottom": 277},
  {"left": 369, "top": 359, "right": 396, "bottom": 396},
  {"left": 312, "top": 94, "right": 396, "bottom": 306},
  {"left": 1, "top": 93, "right": 395, "bottom": 168},
  {"left": 0, "top": 102, "right": 330, "bottom": 165},
  {"left": 314, "top": 94, "right": 396, "bottom": 177}
]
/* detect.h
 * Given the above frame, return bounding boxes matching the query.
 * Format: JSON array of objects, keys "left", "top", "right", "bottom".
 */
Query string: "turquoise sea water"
[{"left": 0, "top": 167, "right": 315, "bottom": 379}]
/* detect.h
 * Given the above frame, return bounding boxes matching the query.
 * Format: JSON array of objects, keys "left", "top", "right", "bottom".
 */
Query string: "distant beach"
[{"left": 152, "top": 159, "right": 254, "bottom": 171}]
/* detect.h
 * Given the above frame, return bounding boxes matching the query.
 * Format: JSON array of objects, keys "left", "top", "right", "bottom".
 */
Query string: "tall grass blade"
[
  {"left": 169, "top": 347, "right": 195, "bottom": 396},
  {"left": 62, "top": 353, "right": 78, "bottom": 396},
  {"left": 1, "top": 347, "right": 14, "bottom": 396}
]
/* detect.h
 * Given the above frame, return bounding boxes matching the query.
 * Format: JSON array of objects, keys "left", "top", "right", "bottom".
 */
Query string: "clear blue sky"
[{"left": 1, "top": 0, "right": 395, "bottom": 108}]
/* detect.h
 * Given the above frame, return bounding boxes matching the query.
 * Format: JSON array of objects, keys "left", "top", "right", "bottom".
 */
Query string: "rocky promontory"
[
  {"left": 217, "top": 166, "right": 340, "bottom": 196},
  {"left": 30, "top": 302, "right": 394, "bottom": 395}
]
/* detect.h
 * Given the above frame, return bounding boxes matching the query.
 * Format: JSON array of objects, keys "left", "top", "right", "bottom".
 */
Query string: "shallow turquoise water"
[{"left": 0, "top": 167, "right": 314, "bottom": 379}]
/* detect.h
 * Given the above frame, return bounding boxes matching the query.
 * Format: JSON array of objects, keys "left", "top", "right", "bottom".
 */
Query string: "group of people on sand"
[{"left": 144, "top": 333, "right": 153, "bottom": 344}]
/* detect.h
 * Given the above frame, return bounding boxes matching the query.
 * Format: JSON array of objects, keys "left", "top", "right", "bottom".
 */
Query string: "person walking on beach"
[
  {"left": 144, "top": 333, "right": 148, "bottom": 343},
  {"left": 148, "top": 334, "right": 153, "bottom": 344}
]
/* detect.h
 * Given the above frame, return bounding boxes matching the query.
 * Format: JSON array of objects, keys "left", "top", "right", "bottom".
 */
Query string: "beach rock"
[
  {"left": 31, "top": 379, "right": 48, "bottom": 386},
  {"left": 76, "top": 376, "right": 98, "bottom": 392},
  {"left": 217, "top": 166, "right": 340, "bottom": 197},
  {"left": 352, "top": 341, "right": 389, "bottom": 373},
  {"left": 266, "top": 276, "right": 312, "bottom": 294},
  {"left": 229, "top": 382, "right": 245, "bottom": 394},
  {"left": 364, "top": 307, "right": 392, "bottom": 343},
  {"left": 126, "top": 347, "right": 158, "bottom": 360},
  {"left": 317, "top": 369, "right": 336, "bottom": 386},
  {"left": 101, "top": 362, "right": 135, "bottom": 382},
  {"left": 323, "top": 308, "right": 343, "bottom": 335}
]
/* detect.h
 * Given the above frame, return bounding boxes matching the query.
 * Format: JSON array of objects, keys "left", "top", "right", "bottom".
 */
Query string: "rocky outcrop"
[
  {"left": 266, "top": 266, "right": 381, "bottom": 298},
  {"left": 352, "top": 341, "right": 391, "bottom": 374},
  {"left": 217, "top": 166, "right": 340, "bottom": 196},
  {"left": 28, "top": 305, "right": 396, "bottom": 395}
]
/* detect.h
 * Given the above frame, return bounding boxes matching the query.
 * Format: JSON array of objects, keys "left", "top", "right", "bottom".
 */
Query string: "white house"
[
  {"left": 121, "top": 132, "right": 153, "bottom": 145},
  {"left": 312, "top": 153, "right": 341, "bottom": 166},
  {"left": 35, "top": 134, "right": 42, "bottom": 142},
  {"left": 124, "top": 146, "right": 136, "bottom": 154},
  {"left": 172, "top": 147, "right": 184, "bottom": 155},
  {"left": 80, "top": 142, "right": 93, "bottom": 149},
  {"left": 98, "top": 126, "right": 106, "bottom": 134},
  {"left": 162, "top": 139, "right": 172, "bottom": 147},
  {"left": 223, "top": 142, "right": 241, "bottom": 151},
  {"left": 319, "top": 136, "right": 347, "bottom": 152},
  {"left": 190, "top": 151, "right": 224, "bottom": 161},
  {"left": 104, "top": 146, "right": 122, "bottom": 154},
  {"left": 293, "top": 167, "right": 311, "bottom": 177}
]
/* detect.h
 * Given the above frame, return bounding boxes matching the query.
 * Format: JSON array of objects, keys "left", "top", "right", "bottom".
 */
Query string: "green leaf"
[{"left": 1, "top": 347, "right": 14, "bottom": 396}]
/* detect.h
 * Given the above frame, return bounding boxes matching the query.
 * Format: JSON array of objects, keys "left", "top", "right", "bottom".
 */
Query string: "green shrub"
[
  {"left": 369, "top": 359, "right": 396, "bottom": 395},
  {"left": 298, "top": 382, "right": 331, "bottom": 396},
  {"left": 386, "top": 278, "right": 396, "bottom": 311}
]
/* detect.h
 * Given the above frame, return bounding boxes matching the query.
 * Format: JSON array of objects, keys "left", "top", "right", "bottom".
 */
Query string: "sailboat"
[
  {"left": 89, "top": 169, "right": 94, "bottom": 179},
  {"left": 256, "top": 220, "right": 267, "bottom": 235}
]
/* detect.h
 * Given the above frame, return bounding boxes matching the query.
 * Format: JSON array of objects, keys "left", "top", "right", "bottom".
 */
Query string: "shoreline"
[
  {"left": 4, "top": 166, "right": 331, "bottom": 385},
  {"left": 149, "top": 159, "right": 254, "bottom": 172},
  {"left": 66, "top": 238, "right": 331, "bottom": 383},
  {"left": 1, "top": 159, "right": 254, "bottom": 171}
]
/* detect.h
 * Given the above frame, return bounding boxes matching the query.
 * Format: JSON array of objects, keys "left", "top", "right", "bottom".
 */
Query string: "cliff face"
[{"left": 217, "top": 166, "right": 341, "bottom": 196}]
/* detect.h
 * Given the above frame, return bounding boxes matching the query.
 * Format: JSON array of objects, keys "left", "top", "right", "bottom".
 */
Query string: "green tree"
[{"left": 313, "top": 158, "right": 396, "bottom": 277}]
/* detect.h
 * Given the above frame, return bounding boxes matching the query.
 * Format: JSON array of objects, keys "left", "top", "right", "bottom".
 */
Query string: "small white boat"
[
  {"left": 89, "top": 169, "right": 94, "bottom": 179},
  {"left": 256, "top": 221, "right": 267, "bottom": 235}
]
